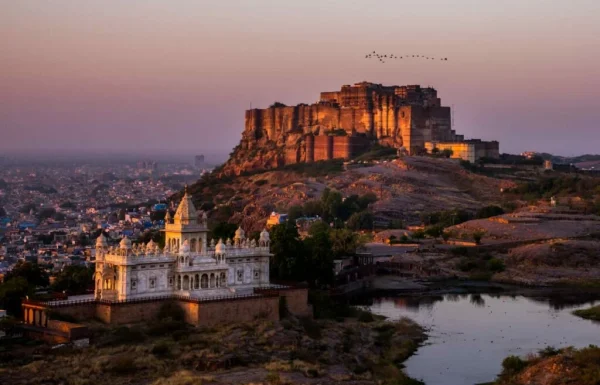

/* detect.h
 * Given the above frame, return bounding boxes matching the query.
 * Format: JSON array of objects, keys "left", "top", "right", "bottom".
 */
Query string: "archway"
[
  {"left": 201, "top": 274, "right": 208, "bottom": 289},
  {"left": 183, "top": 275, "right": 190, "bottom": 290},
  {"left": 194, "top": 274, "right": 199, "bottom": 289},
  {"left": 210, "top": 273, "right": 215, "bottom": 288}
]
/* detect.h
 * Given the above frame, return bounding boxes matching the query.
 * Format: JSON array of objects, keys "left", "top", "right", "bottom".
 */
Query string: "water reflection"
[
  {"left": 470, "top": 294, "right": 485, "bottom": 307},
  {"left": 368, "top": 293, "right": 600, "bottom": 385}
]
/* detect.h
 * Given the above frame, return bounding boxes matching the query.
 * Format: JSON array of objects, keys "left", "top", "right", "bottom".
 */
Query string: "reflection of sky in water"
[{"left": 370, "top": 295, "right": 600, "bottom": 385}]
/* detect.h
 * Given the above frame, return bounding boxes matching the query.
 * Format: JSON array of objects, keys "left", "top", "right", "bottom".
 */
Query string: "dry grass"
[{"left": 0, "top": 313, "right": 426, "bottom": 385}]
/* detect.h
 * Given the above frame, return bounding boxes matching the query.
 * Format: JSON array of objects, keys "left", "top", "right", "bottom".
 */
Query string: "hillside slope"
[{"left": 187, "top": 157, "right": 512, "bottom": 232}]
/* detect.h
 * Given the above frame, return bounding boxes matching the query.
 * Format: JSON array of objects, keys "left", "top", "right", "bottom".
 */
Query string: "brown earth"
[
  {"left": 193, "top": 157, "right": 512, "bottom": 232},
  {"left": 0, "top": 316, "right": 425, "bottom": 385}
]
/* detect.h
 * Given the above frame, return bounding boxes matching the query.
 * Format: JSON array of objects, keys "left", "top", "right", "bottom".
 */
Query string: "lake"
[{"left": 368, "top": 293, "right": 600, "bottom": 385}]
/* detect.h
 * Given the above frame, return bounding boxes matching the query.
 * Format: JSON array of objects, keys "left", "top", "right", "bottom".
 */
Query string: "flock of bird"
[{"left": 365, "top": 51, "right": 449, "bottom": 64}]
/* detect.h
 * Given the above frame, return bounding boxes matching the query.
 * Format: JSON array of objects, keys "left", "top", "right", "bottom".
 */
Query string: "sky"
[{"left": 2, "top": 0, "right": 600, "bottom": 158}]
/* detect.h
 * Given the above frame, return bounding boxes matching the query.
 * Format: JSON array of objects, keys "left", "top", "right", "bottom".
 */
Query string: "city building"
[
  {"left": 266, "top": 212, "right": 288, "bottom": 228},
  {"left": 424, "top": 139, "right": 500, "bottom": 163}
]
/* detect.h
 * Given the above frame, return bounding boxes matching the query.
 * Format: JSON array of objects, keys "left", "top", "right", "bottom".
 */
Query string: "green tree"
[
  {"left": 330, "top": 228, "right": 364, "bottom": 259},
  {"left": 0, "top": 277, "right": 32, "bottom": 316},
  {"left": 4, "top": 261, "right": 49, "bottom": 288},
  {"left": 302, "top": 200, "right": 323, "bottom": 217},
  {"left": 304, "top": 221, "right": 334, "bottom": 287},
  {"left": 473, "top": 231, "right": 485, "bottom": 245},
  {"left": 52, "top": 265, "right": 94, "bottom": 294},
  {"left": 138, "top": 230, "right": 165, "bottom": 247},
  {"left": 270, "top": 221, "right": 306, "bottom": 281},
  {"left": 37, "top": 207, "right": 56, "bottom": 221},
  {"left": 425, "top": 225, "right": 444, "bottom": 239},
  {"left": 150, "top": 210, "right": 166, "bottom": 222},
  {"left": 346, "top": 211, "right": 374, "bottom": 230},
  {"left": 287, "top": 204, "right": 304, "bottom": 222},
  {"left": 210, "top": 222, "right": 237, "bottom": 241},
  {"left": 321, "top": 188, "right": 343, "bottom": 222}
]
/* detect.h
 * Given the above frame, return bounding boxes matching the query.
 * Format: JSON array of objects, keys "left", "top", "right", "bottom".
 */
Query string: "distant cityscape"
[{"left": 0, "top": 155, "right": 212, "bottom": 279}]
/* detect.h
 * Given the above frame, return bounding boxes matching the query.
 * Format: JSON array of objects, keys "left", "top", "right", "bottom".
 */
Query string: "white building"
[{"left": 94, "top": 188, "right": 271, "bottom": 301}]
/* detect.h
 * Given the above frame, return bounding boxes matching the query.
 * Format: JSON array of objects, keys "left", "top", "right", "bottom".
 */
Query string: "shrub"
[
  {"left": 486, "top": 258, "right": 506, "bottom": 273},
  {"left": 457, "top": 258, "right": 478, "bottom": 272},
  {"left": 538, "top": 346, "right": 560, "bottom": 358},
  {"left": 111, "top": 326, "right": 146, "bottom": 344},
  {"left": 106, "top": 354, "right": 137, "bottom": 374},
  {"left": 473, "top": 231, "right": 485, "bottom": 245},
  {"left": 151, "top": 342, "right": 171, "bottom": 356},
  {"left": 266, "top": 371, "right": 282, "bottom": 385},
  {"left": 450, "top": 247, "right": 469, "bottom": 256},
  {"left": 476, "top": 205, "right": 505, "bottom": 219},
  {"left": 501, "top": 355, "right": 527, "bottom": 376},
  {"left": 300, "top": 317, "right": 322, "bottom": 339},
  {"left": 146, "top": 319, "right": 187, "bottom": 336}
]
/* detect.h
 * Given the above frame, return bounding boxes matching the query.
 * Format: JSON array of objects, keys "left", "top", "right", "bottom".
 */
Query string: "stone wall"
[
  {"left": 196, "top": 296, "right": 279, "bottom": 327},
  {"left": 48, "top": 292, "right": 296, "bottom": 326},
  {"left": 47, "top": 303, "right": 97, "bottom": 321},
  {"left": 279, "top": 288, "right": 312, "bottom": 317}
]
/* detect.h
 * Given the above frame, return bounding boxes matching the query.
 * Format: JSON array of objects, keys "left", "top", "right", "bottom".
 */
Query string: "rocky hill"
[
  {"left": 492, "top": 346, "right": 600, "bottom": 385},
  {"left": 187, "top": 157, "right": 511, "bottom": 232}
]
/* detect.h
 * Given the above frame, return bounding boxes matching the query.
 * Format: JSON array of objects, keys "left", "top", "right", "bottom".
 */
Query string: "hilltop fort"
[{"left": 224, "top": 82, "right": 499, "bottom": 174}]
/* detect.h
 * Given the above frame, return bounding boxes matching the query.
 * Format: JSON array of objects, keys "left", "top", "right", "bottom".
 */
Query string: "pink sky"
[{"left": 2, "top": 0, "right": 600, "bottom": 156}]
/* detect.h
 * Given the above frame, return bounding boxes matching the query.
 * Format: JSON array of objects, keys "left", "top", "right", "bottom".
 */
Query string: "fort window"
[
  {"left": 201, "top": 274, "right": 208, "bottom": 289},
  {"left": 194, "top": 274, "right": 199, "bottom": 289},
  {"left": 160, "top": 264, "right": 164, "bottom": 267},
  {"left": 177, "top": 275, "right": 182, "bottom": 290},
  {"left": 168, "top": 277, "right": 174, "bottom": 287},
  {"left": 149, "top": 277, "right": 156, "bottom": 289},
  {"left": 237, "top": 269, "right": 243, "bottom": 283},
  {"left": 220, "top": 272, "right": 226, "bottom": 286},
  {"left": 210, "top": 273, "right": 216, "bottom": 288},
  {"left": 183, "top": 275, "right": 190, "bottom": 290},
  {"left": 131, "top": 279, "right": 137, "bottom": 290},
  {"left": 253, "top": 269, "right": 260, "bottom": 280}
]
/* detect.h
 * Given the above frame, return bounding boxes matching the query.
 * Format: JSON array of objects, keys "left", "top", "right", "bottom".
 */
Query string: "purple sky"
[{"left": 2, "top": 0, "right": 600, "bottom": 157}]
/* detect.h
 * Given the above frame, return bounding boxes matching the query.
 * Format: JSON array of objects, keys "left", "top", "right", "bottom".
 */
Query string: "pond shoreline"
[
  {"left": 360, "top": 282, "right": 600, "bottom": 385},
  {"left": 357, "top": 276, "right": 600, "bottom": 303}
]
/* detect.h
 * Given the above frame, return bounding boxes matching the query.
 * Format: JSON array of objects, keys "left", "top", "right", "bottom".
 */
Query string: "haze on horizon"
[{"left": 2, "top": 0, "right": 600, "bottom": 157}]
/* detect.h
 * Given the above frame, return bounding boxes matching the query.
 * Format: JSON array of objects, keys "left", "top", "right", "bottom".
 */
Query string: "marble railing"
[{"left": 97, "top": 246, "right": 271, "bottom": 265}]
